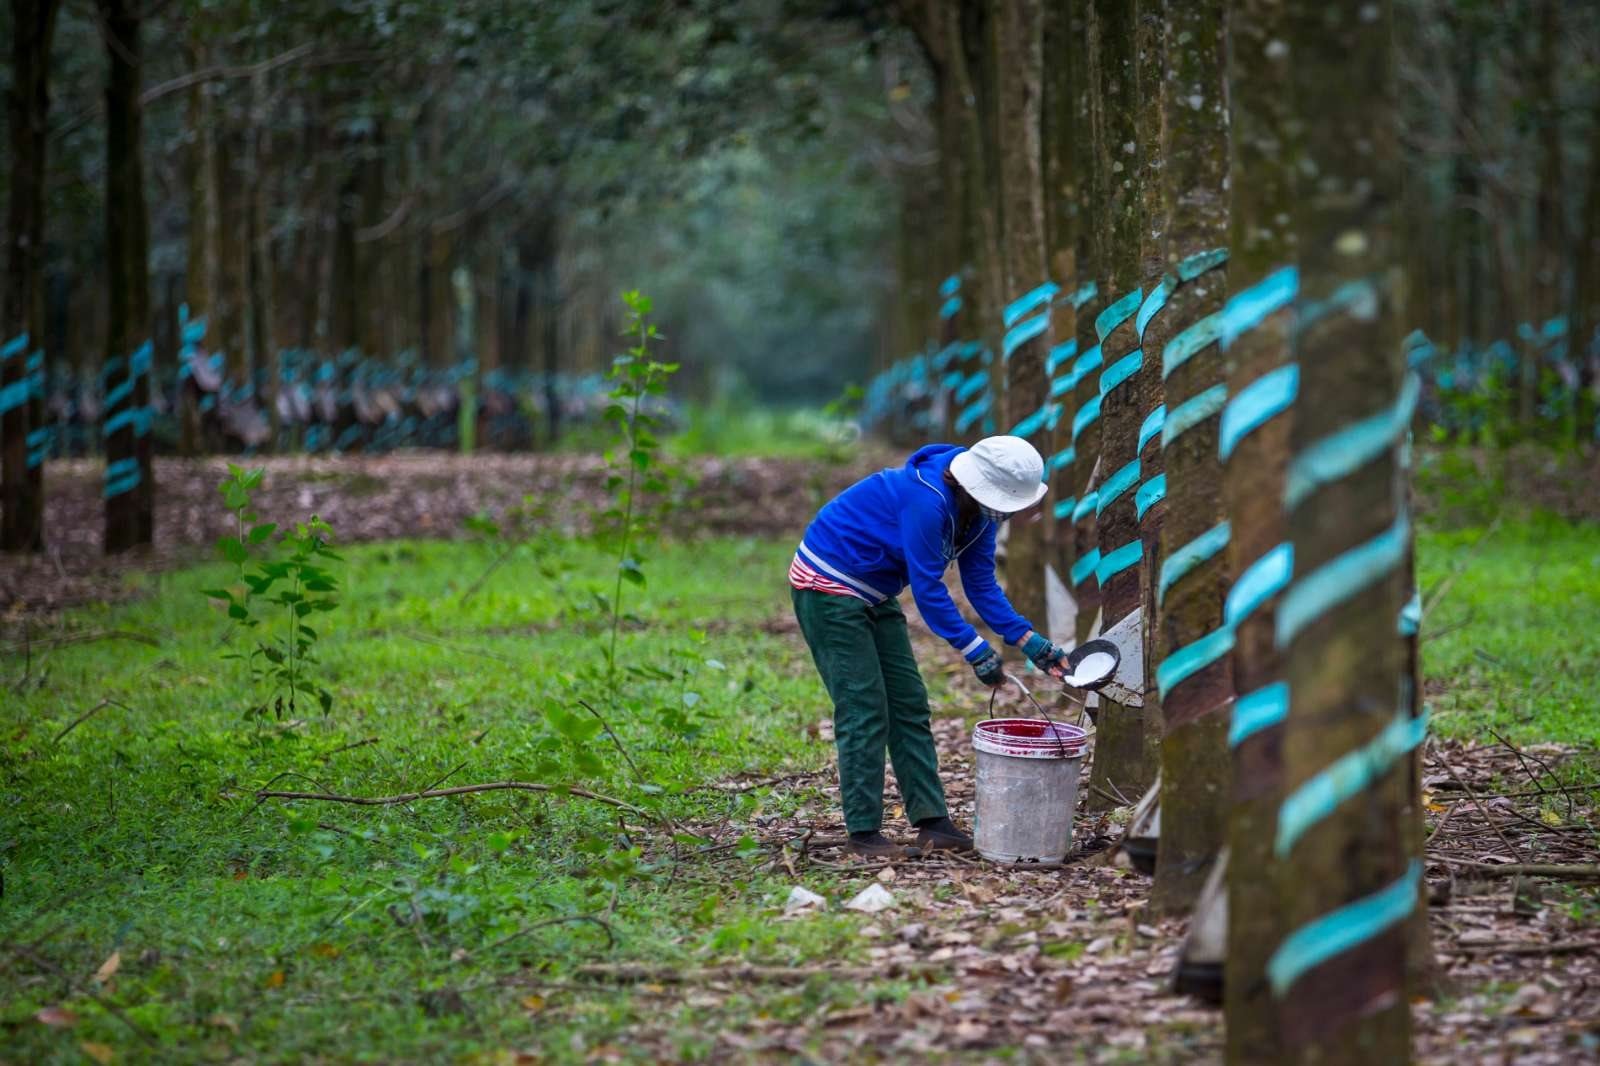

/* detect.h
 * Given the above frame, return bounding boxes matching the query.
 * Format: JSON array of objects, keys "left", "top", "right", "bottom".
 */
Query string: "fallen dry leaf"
[
  {"left": 35, "top": 1006, "right": 78, "bottom": 1028},
  {"left": 93, "top": 951, "right": 121, "bottom": 984},
  {"left": 264, "top": 969, "right": 285, "bottom": 989},
  {"left": 80, "top": 1042, "right": 115, "bottom": 1064}
]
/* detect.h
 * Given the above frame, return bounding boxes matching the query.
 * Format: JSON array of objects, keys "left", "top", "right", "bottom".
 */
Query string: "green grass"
[
  {"left": 1418, "top": 511, "right": 1600, "bottom": 763},
  {"left": 0, "top": 537, "right": 922, "bottom": 1064},
  {"left": 4, "top": 498, "right": 1597, "bottom": 1062}
]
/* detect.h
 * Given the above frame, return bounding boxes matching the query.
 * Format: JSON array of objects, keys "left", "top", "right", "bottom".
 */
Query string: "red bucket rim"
[{"left": 972, "top": 717, "right": 1087, "bottom": 758}]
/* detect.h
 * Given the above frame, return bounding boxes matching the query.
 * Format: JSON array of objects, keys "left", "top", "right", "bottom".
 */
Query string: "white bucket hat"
[{"left": 949, "top": 435, "right": 1048, "bottom": 513}]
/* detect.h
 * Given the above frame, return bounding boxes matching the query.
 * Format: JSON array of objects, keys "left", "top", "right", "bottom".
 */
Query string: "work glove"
[
  {"left": 971, "top": 646, "right": 1005, "bottom": 687},
  {"left": 1021, "top": 632, "right": 1069, "bottom": 678}
]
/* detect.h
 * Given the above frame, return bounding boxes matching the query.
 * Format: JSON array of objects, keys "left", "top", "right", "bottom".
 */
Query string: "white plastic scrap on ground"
[
  {"left": 783, "top": 886, "right": 827, "bottom": 914},
  {"left": 844, "top": 883, "right": 896, "bottom": 913}
]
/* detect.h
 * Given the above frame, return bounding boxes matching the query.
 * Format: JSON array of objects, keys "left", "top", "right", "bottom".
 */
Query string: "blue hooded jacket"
[{"left": 795, "top": 443, "right": 1035, "bottom": 662}]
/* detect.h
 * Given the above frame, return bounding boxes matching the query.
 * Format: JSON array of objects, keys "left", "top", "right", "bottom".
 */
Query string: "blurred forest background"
[{"left": 4, "top": 0, "right": 1598, "bottom": 428}]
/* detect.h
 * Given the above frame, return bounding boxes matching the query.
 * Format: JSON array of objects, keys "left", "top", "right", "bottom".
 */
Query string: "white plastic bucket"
[{"left": 972, "top": 717, "right": 1087, "bottom": 864}]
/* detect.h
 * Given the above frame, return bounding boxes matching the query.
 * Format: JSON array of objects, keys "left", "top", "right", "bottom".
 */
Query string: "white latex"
[{"left": 1063, "top": 651, "right": 1115, "bottom": 687}]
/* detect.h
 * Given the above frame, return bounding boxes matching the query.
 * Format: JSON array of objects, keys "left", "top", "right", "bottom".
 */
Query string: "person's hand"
[
  {"left": 1021, "top": 632, "right": 1069, "bottom": 678},
  {"left": 971, "top": 646, "right": 1005, "bottom": 687}
]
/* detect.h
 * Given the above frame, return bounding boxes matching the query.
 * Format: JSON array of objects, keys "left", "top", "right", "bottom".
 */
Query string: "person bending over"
[{"left": 789, "top": 436, "right": 1071, "bottom": 859}]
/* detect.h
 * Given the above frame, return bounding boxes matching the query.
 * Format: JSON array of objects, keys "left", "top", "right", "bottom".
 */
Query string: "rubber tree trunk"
[
  {"left": 1041, "top": 0, "right": 1080, "bottom": 636},
  {"left": 1064, "top": 0, "right": 1105, "bottom": 645},
  {"left": 1572, "top": 93, "right": 1600, "bottom": 445},
  {"left": 1085, "top": 0, "right": 1153, "bottom": 811},
  {"left": 179, "top": 32, "right": 213, "bottom": 458},
  {"left": 100, "top": 0, "right": 154, "bottom": 553},
  {"left": 1267, "top": 0, "right": 1424, "bottom": 1056},
  {"left": 989, "top": 0, "right": 1051, "bottom": 636},
  {"left": 1149, "top": 0, "right": 1232, "bottom": 913},
  {"left": 2, "top": 0, "right": 60, "bottom": 552},
  {"left": 1524, "top": 0, "right": 1564, "bottom": 434},
  {"left": 1130, "top": 0, "right": 1169, "bottom": 801},
  {"left": 1222, "top": 0, "right": 1299, "bottom": 1058},
  {"left": 944, "top": 0, "right": 1000, "bottom": 445}
]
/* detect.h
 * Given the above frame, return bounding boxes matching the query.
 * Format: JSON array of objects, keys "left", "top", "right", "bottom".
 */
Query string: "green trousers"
[{"left": 791, "top": 587, "right": 948, "bottom": 833}]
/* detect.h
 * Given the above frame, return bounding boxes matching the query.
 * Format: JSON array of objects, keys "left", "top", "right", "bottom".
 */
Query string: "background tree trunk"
[
  {"left": 1270, "top": 0, "right": 1422, "bottom": 1056},
  {"left": 1150, "top": 0, "right": 1233, "bottom": 913},
  {"left": 991, "top": 0, "right": 1051, "bottom": 635},
  {"left": 1041, "top": 0, "right": 1079, "bottom": 633},
  {"left": 1086, "top": 0, "right": 1154, "bottom": 810},
  {"left": 1222, "top": 0, "right": 1299, "bottom": 1057},
  {"left": 99, "top": 0, "right": 154, "bottom": 553},
  {"left": 1, "top": 0, "right": 61, "bottom": 553}
]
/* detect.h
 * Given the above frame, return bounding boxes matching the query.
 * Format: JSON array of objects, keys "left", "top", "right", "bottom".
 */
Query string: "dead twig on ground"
[
  {"left": 1489, "top": 727, "right": 1575, "bottom": 821},
  {"left": 1436, "top": 748, "right": 1529, "bottom": 865},
  {"left": 1441, "top": 939, "right": 1600, "bottom": 957},
  {"left": 480, "top": 915, "right": 617, "bottom": 955},
  {"left": 401, "top": 629, "right": 511, "bottom": 664},
  {"left": 575, "top": 700, "right": 644, "bottom": 782},
  {"left": 1430, "top": 859, "right": 1600, "bottom": 879},
  {"left": 254, "top": 782, "right": 651, "bottom": 819},
  {"left": 52, "top": 697, "right": 131, "bottom": 744},
  {"left": 571, "top": 962, "right": 938, "bottom": 984},
  {"left": 1423, "top": 513, "right": 1504, "bottom": 616},
  {"left": 3, "top": 629, "right": 159, "bottom": 656}
]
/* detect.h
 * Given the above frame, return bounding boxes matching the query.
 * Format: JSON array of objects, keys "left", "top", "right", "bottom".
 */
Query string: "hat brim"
[{"left": 950, "top": 451, "right": 1049, "bottom": 514}]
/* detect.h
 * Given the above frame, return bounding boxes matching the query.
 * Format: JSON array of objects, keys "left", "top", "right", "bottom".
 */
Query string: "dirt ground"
[
  {"left": 0, "top": 452, "right": 883, "bottom": 621},
  {"left": 585, "top": 617, "right": 1600, "bottom": 1063}
]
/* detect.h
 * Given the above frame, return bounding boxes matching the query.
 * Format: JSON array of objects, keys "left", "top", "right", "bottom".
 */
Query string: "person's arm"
[
  {"left": 956, "top": 521, "right": 1035, "bottom": 646},
  {"left": 899, "top": 494, "right": 991, "bottom": 663}
]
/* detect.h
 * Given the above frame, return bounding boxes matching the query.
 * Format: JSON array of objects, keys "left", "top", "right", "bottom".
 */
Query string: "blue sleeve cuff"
[{"left": 958, "top": 636, "right": 992, "bottom": 662}]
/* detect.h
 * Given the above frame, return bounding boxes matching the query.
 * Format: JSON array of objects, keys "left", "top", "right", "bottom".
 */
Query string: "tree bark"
[
  {"left": 2, "top": 0, "right": 60, "bottom": 553},
  {"left": 1066, "top": 0, "right": 1106, "bottom": 650},
  {"left": 1148, "top": 0, "right": 1232, "bottom": 913},
  {"left": 1222, "top": 0, "right": 1298, "bottom": 1057},
  {"left": 1270, "top": 0, "right": 1421, "bottom": 1056},
  {"left": 1085, "top": 0, "right": 1153, "bottom": 810},
  {"left": 990, "top": 0, "right": 1051, "bottom": 636},
  {"left": 1041, "top": 0, "right": 1079, "bottom": 619},
  {"left": 100, "top": 0, "right": 154, "bottom": 553}
]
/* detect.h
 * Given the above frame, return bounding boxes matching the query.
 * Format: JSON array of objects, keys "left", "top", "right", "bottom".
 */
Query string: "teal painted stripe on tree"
[
  {"left": 1266, "top": 861, "right": 1422, "bottom": 997},
  {"left": 1157, "top": 626, "right": 1236, "bottom": 700},
  {"left": 1275, "top": 704, "right": 1430, "bottom": 858},
  {"left": 1070, "top": 548, "right": 1102, "bottom": 587},
  {"left": 1135, "top": 473, "right": 1166, "bottom": 520},
  {"left": 1276, "top": 514, "right": 1411, "bottom": 649},
  {"left": 1229, "top": 681, "right": 1290, "bottom": 747},
  {"left": 1138, "top": 405, "right": 1167, "bottom": 455},
  {"left": 1225, "top": 541, "right": 1294, "bottom": 628},
  {"left": 1158, "top": 520, "right": 1232, "bottom": 606},
  {"left": 1099, "top": 350, "right": 1143, "bottom": 397},
  {"left": 1162, "top": 310, "right": 1225, "bottom": 380},
  {"left": 1161, "top": 384, "right": 1228, "bottom": 449},
  {"left": 1096, "top": 459, "right": 1141, "bottom": 515},
  {"left": 1219, "top": 265, "right": 1299, "bottom": 349},
  {"left": 1284, "top": 372, "right": 1421, "bottom": 510},
  {"left": 1003, "top": 282, "right": 1060, "bottom": 328},
  {"left": 1095, "top": 287, "right": 1143, "bottom": 340},
  {"left": 1096, "top": 540, "right": 1143, "bottom": 585},
  {"left": 1219, "top": 363, "right": 1299, "bottom": 460}
]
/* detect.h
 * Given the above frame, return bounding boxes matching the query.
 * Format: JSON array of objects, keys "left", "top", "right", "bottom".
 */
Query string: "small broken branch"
[
  {"left": 255, "top": 782, "right": 650, "bottom": 819},
  {"left": 52, "top": 698, "right": 131, "bottom": 744},
  {"left": 2, "top": 629, "right": 159, "bottom": 655},
  {"left": 1431, "top": 859, "right": 1600, "bottom": 880},
  {"left": 1441, "top": 939, "right": 1600, "bottom": 957},
  {"left": 571, "top": 962, "right": 938, "bottom": 984}
]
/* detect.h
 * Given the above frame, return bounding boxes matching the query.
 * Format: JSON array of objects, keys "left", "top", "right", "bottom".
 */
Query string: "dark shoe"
[
  {"left": 847, "top": 831, "right": 919, "bottom": 859},
  {"left": 915, "top": 816, "right": 974, "bottom": 853}
]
